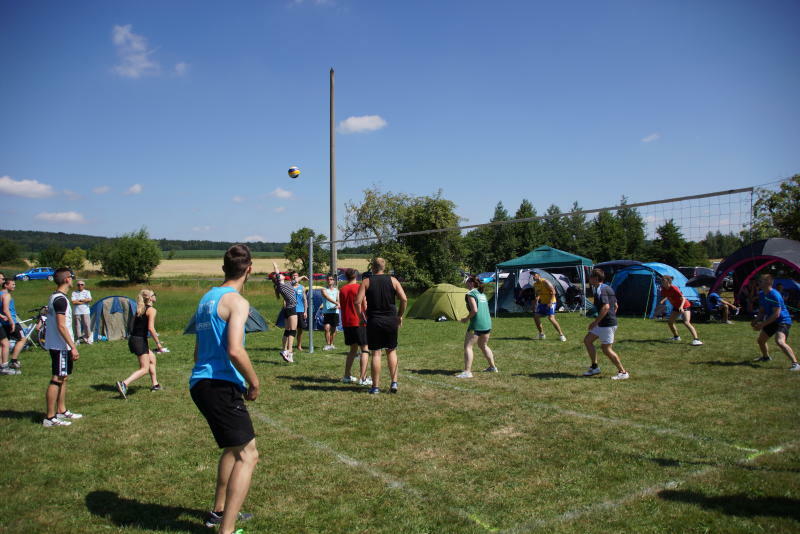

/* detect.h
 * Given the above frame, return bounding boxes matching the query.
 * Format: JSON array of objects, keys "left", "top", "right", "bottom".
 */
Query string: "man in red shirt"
[
  {"left": 339, "top": 269, "right": 371, "bottom": 386},
  {"left": 659, "top": 275, "right": 702, "bottom": 346}
]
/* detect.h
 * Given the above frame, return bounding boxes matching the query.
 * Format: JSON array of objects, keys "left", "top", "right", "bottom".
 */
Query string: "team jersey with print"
[
  {"left": 466, "top": 289, "right": 492, "bottom": 332},
  {"left": 294, "top": 285, "right": 306, "bottom": 313},
  {"left": 759, "top": 289, "right": 792, "bottom": 325},
  {"left": 45, "top": 291, "right": 73, "bottom": 350}
]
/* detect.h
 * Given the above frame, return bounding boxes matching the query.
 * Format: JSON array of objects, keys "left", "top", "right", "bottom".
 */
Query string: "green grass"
[{"left": 1, "top": 281, "right": 798, "bottom": 533}]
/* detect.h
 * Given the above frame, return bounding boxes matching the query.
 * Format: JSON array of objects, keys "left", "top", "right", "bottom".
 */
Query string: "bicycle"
[{"left": 9, "top": 306, "right": 48, "bottom": 352}]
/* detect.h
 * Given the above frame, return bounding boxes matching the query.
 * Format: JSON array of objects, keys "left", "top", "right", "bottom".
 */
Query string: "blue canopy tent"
[{"left": 610, "top": 262, "right": 700, "bottom": 318}]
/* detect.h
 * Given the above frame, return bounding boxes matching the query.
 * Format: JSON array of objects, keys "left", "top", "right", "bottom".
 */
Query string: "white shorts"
[{"left": 590, "top": 325, "right": 617, "bottom": 345}]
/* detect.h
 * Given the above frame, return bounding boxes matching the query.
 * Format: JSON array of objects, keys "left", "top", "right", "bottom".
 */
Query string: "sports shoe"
[
  {"left": 322, "top": 345, "right": 332, "bottom": 351},
  {"left": 611, "top": 372, "right": 630, "bottom": 380},
  {"left": 56, "top": 410, "right": 83, "bottom": 420},
  {"left": 559, "top": 335, "right": 567, "bottom": 342},
  {"left": 669, "top": 336, "right": 681, "bottom": 342},
  {"left": 483, "top": 366, "right": 499, "bottom": 373},
  {"left": 583, "top": 367, "right": 601, "bottom": 376},
  {"left": 389, "top": 382, "right": 398, "bottom": 393},
  {"left": 280, "top": 350, "right": 294, "bottom": 363},
  {"left": 690, "top": 339, "right": 703, "bottom": 346},
  {"left": 150, "top": 384, "right": 163, "bottom": 391},
  {"left": 725, "top": 320, "right": 734, "bottom": 325},
  {"left": 0, "top": 366, "right": 20, "bottom": 375},
  {"left": 753, "top": 355, "right": 772, "bottom": 362},
  {"left": 43, "top": 417, "right": 71, "bottom": 427},
  {"left": 790, "top": 363, "right": 800, "bottom": 372},
  {"left": 204, "top": 510, "right": 254, "bottom": 528},
  {"left": 369, "top": 387, "right": 380, "bottom": 395},
  {"left": 538, "top": 333, "right": 546, "bottom": 340},
  {"left": 116, "top": 381, "right": 128, "bottom": 399},
  {"left": 455, "top": 371, "right": 473, "bottom": 378},
  {"left": 341, "top": 376, "right": 357, "bottom": 383},
  {"left": 330, "top": 345, "right": 336, "bottom": 350},
  {"left": 9, "top": 360, "right": 20, "bottom": 369},
  {"left": 358, "top": 377, "right": 373, "bottom": 386}
]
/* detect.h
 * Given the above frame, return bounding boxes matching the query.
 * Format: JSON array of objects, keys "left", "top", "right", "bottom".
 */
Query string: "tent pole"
[
  {"left": 579, "top": 265, "right": 587, "bottom": 315},
  {"left": 494, "top": 266, "right": 499, "bottom": 317},
  {"left": 308, "top": 237, "right": 314, "bottom": 354}
]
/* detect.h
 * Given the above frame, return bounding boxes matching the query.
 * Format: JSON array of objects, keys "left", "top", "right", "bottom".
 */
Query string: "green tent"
[{"left": 407, "top": 283, "right": 469, "bottom": 321}]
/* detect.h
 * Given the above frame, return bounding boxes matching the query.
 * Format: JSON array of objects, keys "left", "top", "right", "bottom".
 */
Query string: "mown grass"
[{"left": 1, "top": 280, "right": 798, "bottom": 533}]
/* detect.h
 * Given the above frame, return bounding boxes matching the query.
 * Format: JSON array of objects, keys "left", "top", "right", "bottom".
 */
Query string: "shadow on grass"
[
  {"left": 492, "top": 336, "right": 533, "bottom": 341},
  {"left": 90, "top": 384, "right": 120, "bottom": 392},
  {"left": 646, "top": 456, "right": 800, "bottom": 474},
  {"left": 690, "top": 360, "right": 760, "bottom": 368},
  {"left": 0, "top": 410, "right": 41, "bottom": 423},
  {"left": 658, "top": 489, "right": 800, "bottom": 521},
  {"left": 406, "top": 369, "right": 454, "bottom": 376},
  {"left": 275, "top": 375, "right": 340, "bottom": 384},
  {"left": 249, "top": 359, "right": 286, "bottom": 366},
  {"left": 513, "top": 372, "right": 581, "bottom": 380},
  {"left": 86, "top": 490, "right": 207, "bottom": 532},
  {"left": 290, "top": 384, "right": 362, "bottom": 392},
  {"left": 90, "top": 383, "right": 139, "bottom": 398}
]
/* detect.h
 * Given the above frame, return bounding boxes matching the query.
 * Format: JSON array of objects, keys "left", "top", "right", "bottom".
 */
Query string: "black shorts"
[
  {"left": 128, "top": 335, "right": 150, "bottom": 356},
  {"left": 323, "top": 313, "right": 339, "bottom": 327},
  {"left": 0, "top": 323, "right": 6, "bottom": 340},
  {"left": 297, "top": 314, "right": 308, "bottom": 330},
  {"left": 763, "top": 322, "right": 791, "bottom": 338},
  {"left": 343, "top": 326, "right": 367, "bottom": 347},
  {"left": 190, "top": 379, "right": 256, "bottom": 449},
  {"left": 3, "top": 323, "right": 21, "bottom": 341},
  {"left": 284, "top": 308, "right": 297, "bottom": 317},
  {"left": 50, "top": 349, "right": 73, "bottom": 377},
  {"left": 366, "top": 316, "right": 399, "bottom": 351},
  {"left": 471, "top": 329, "right": 492, "bottom": 336}
]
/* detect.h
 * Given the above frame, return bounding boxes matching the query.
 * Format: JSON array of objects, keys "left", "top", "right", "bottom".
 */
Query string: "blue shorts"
[{"left": 535, "top": 303, "right": 556, "bottom": 316}]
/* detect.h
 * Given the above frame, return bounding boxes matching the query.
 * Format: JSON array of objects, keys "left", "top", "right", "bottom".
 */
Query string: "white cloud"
[
  {"left": 232, "top": 195, "right": 245, "bottom": 203},
  {"left": 92, "top": 185, "right": 111, "bottom": 194},
  {"left": 64, "top": 190, "right": 82, "bottom": 200},
  {"left": 274, "top": 206, "right": 286, "bottom": 213},
  {"left": 112, "top": 25, "right": 160, "bottom": 78},
  {"left": 242, "top": 234, "right": 266, "bottom": 242},
  {"left": 174, "top": 62, "right": 190, "bottom": 76},
  {"left": 192, "top": 225, "right": 212, "bottom": 232},
  {"left": 125, "top": 183, "right": 143, "bottom": 195},
  {"left": 35, "top": 211, "right": 86, "bottom": 223},
  {"left": 641, "top": 132, "right": 661, "bottom": 143},
  {"left": 270, "top": 187, "right": 293, "bottom": 199},
  {"left": 337, "top": 115, "right": 388, "bottom": 134},
  {"left": 0, "top": 175, "right": 56, "bottom": 198}
]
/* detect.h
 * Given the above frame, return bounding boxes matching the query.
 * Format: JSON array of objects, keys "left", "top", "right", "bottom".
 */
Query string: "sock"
[{"left": 591, "top": 363, "right": 598, "bottom": 369}]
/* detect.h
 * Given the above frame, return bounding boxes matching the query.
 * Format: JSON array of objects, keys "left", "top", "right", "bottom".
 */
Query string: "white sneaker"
[
  {"left": 790, "top": 363, "right": 800, "bottom": 372},
  {"left": 43, "top": 417, "right": 71, "bottom": 427},
  {"left": 611, "top": 372, "right": 630, "bottom": 380},
  {"left": 358, "top": 377, "right": 373, "bottom": 386},
  {"left": 341, "top": 376, "right": 357, "bottom": 383},
  {"left": 669, "top": 336, "right": 681, "bottom": 342},
  {"left": 583, "top": 367, "right": 601, "bottom": 376},
  {"left": 538, "top": 333, "right": 546, "bottom": 340},
  {"left": 330, "top": 345, "right": 336, "bottom": 350},
  {"left": 323, "top": 345, "right": 332, "bottom": 351},
  {"left": 690, "top": 339, "right": 703, "bottom": 346},
  {"left": 56, "top": 410, "right": 83, "bottom": 420},
  {"left": 455, "top": 371, "right": 473, "bottom": 378},
  {"left": 559, "top": 335, "right": 567, "bottom": 342}
]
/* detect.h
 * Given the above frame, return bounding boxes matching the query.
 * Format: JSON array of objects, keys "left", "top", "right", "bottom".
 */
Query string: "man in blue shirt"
[
  {"left": 190, "top": 245, "right": 260, "bottom": 533},
  {"left": 706, "top": 290, "right": 738, "bottom": 324},
  {"left": 752, "top": 274, "right": 799, "bottom": 371}
]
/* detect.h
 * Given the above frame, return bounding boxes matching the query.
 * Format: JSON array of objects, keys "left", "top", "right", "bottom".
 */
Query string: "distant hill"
[{"left": 0, "top": 229, "right": 287, "bottom": 254}]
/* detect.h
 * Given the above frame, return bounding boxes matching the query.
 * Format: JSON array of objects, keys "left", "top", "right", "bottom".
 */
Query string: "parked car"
[
  {"left": 15, "top": 267, "right": 56, "bottom": 281},
  {"left": 678, "top": 266, "right": 715, "bottom": 279}
]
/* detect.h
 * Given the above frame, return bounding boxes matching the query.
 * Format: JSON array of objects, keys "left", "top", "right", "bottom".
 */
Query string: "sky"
[{"left": 1, "top": 0, "right": 798, "bottom": 245}]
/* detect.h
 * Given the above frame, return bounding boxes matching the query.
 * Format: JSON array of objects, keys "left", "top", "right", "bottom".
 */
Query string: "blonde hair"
[{"left": 136, "top": 289, "right": 155, "bottom": 316}]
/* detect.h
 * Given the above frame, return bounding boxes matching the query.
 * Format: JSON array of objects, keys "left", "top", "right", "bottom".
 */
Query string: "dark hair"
[
  {"left": 2, "top": 278, "right": 12, "bottom": 288},
  {"left": 467, "top": 275, "right": 485, "bottom": 293},
  {"left": 223, "top": 244, "right": 252, "bottom": 280},
  {"left": 345, "top": 268, "right": 357, "bottom": 281},
  {"left": 661, "top": 275, "right": 674, "bottom": 285},
  {"left": 287, "top": 270, "right": 297, "bottom": 278},
  {"left": 589, "top": 268, "right": 605, "bottom": 282},
  {"left": 54, "top": 268, "right": 72, "bottom": 285}
]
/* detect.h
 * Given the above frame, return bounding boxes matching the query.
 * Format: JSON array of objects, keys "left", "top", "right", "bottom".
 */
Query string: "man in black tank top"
[{"left": 355, "top": 257, "right": 407, "bottom": 394}]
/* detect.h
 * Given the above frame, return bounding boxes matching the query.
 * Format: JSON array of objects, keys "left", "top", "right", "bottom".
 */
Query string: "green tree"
[
  {"left": 512, "top": 199, "right": 542, "bottom": 256},
  {"left": 590, "top": 210, "right": 625, "bottom": 262},
  {"left": 0, "top": 238, "right": 20, "bottom": 264},
  {"left": 616, "top": 197, "right": 646, "bottom": 258},
  {"left": 61, "top": 247, "right": 87, "bottom": 272},
  {"left": 102, "top": 228, "right": 161, "bottom": 282},
  {"left": 284, "top": 227, "right": 329, "bottom": 273},
  {"left": 540, "top": 204, "right": 569, "bottom": 250},
  {"left": 700, "top": 231, "right": 743, "bottom": 259},
  {"left": 87, "top": 242, "right": 111, "bottom": 268},
  {"left": 37, "top": 246, "right": 67, "bottom": 267},
  {"left": 564, "top": 201, "right": 591, "bottom": 257},
  {"left": 752, "top": 174, "right": 800, "bottom": 240},
  {"left": 646, "top": 220, "right": 708, "bottom": 267}
]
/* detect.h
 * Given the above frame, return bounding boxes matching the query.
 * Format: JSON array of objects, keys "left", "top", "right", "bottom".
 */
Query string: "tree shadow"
[
  {"left": 289, "top": 384, "right": 362, "bottom": 392},
  {"left": 690, "top": 360, "right": 760, "bottom": 368},
  {"left": 0, "top": 410, "right": 41, "bottom": 423},
  {"left": 658, "top": 489, "right": 800, "bottom": 521},
  {"left": 513, "top": 372, "right": 581, "bottom": 380},
  {"left": 85, "top": 490, "right": 207, "bottom": 532},
  {"left": 248, "top": 359, "right": 286, "bottom": 366},
  {"left": 406, "top": 369, "right": 454, "bottom": 376},
  {"left": 274, "top": 375, "right": 340, "bottom": 384},
  {"left": 492, "top": 336, "right": 534, "bottom": 341}
]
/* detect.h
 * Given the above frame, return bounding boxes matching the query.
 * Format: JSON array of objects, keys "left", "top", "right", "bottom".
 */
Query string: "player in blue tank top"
[
  {"left": 752, "top": 274, "right": 799, "bottom": 371},
  {"left": 189, "top": 245, "right": 261, "bottom": 533}
]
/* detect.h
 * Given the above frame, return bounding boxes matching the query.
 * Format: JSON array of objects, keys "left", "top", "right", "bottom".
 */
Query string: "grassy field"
[{"left": 1, "top": 280, "right": 798, "bottom": 533}]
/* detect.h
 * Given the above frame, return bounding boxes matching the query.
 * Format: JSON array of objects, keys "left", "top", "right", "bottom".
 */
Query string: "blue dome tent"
[{"left": 611, "top": 262, "right": 700, "bottom": 318}]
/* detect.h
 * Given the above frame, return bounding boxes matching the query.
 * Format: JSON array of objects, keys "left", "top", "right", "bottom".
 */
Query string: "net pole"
[
  {"left": 308, "top": 236, "right": 314, "bottom": 354},
  {"left": 579, "top": 266, "right": 587, "bottom": 315},
  {"left": 494, "top": 266, "right": 499, "bottom": 317}
]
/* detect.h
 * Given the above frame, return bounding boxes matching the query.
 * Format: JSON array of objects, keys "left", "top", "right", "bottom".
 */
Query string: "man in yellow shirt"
[{"left": 532, "top": 271, "right": 566, "bottom": 342}]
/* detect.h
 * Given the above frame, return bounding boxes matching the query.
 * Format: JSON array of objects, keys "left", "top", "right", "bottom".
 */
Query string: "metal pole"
[
  {"left": 579, "top": 265, "right": 587, "bottom": 315},
  {"left": 329, "top": 67, "right": 337, "bottom": 277},
  {"left": 493, "top": 266, "right": 499, "bottom": 317},
  {"left": 308, "top": 236, "right": 314, "bottom": 354}
]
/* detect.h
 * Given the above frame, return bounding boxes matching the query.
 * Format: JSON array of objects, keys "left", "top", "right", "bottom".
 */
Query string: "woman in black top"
[
  {"left": 272, "top": 261, "right": 297, "bottom": 363},
  {"left": 116, "top": 289, "right": 163, "bottom": 398}
]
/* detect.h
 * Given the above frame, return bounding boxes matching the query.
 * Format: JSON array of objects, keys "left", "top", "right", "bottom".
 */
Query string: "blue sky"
[{"left": 1, "top": 0, "right": 798, "bottom": 244}]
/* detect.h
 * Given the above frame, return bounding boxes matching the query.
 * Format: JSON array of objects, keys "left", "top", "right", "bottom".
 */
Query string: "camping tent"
[
  {"left": 610, "top": 262, "right": 700, "bottom": 318},
  {"left": 89, "top": 296, "right": 137, "bottom": 341},
  {"left": 488, "top": 269, "right": 570, "bottom": 314},
  {"left": 407, "top": 283, "right": 469, "bottom": 320},
  {"left": 495, "top": 246, "right": 592, "bottom": 315},
  {"left": 183, "top": 307, "right": 269, "bottom": 335},
  {"left": 711, "top": 238, "right": 800, "bottom": 299}
]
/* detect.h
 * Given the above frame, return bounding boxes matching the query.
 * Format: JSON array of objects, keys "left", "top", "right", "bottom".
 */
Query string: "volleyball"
[{"left": 288, "top": 166, "right": 301, "bottom": 179}]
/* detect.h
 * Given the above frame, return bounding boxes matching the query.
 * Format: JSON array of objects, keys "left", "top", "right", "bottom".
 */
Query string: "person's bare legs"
[
  {"left": 682, "top": 310, "right": 699, "bottom": 339},
  {"left": 147, "top": 352, "right": 158, "bottom": 386},
  {"left": 387, "top": 349, "right": 398, "bottom": 383},
  {"left": 283, "top": 315, "right": 297, "bottom": 353},
  {"left": 757, "top": 331, "right": 770, "bottom": 357},
  {"left": 370, "top": 349, "right": 382, "bottom": 388},
  {"left": 584, "top": 333, "right": 599, "bottom": 366},
  {"left": 667, "top": 312, "right": 681, "bottom": 337},
  {"left": 296, "top": 328, "right": 304, "bottom": 351},
  {"left": 344, "top": 344, "right": 357, "bottom": 377},
  {"left": 45, "top": 375, "right": 65, "bottom": 419},
  {"left": 547, "top": 315, "right": 565, "bottom": 337},
  {"left": 721, "top": 306, "right": 729, "bottom": 323},
  {"left": 358, "top": 347, "right": 369, "bottom": 381},
  {"left": 56, "top": 376, "right": 69, "bottom": 414},
  {"left": 774, "top": 332, "right": 798, "bottom": 364},
  {"left": 122, "top": 354, "right": 152, "bottom": 387},
  {"left": 533, "top": 315, "right": 544, "bottom": 335},
  {"left": 214, "top": 439, "right": 259, "bottom": 534},
  {"left": 476, "top": 334, "right": 496, "bottom": 368},
  {"left": 0, "top": 338, "right": 9, "bottom": 366},
  {"left": 601, "top": 344, "right": 625, "bottom": 374},
  {"left": 325, "top": 324, "right": 333, "bottom": 346},
  {"left": 463, "top": 331, "right": 477, "bottom": 372}
]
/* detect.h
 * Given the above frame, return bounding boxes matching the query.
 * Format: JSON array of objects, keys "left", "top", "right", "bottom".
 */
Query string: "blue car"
[{"left": 15, "top": 267, "right": 56, "bottom": 281}]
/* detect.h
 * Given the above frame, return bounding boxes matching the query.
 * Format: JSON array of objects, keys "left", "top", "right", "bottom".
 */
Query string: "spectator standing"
[{"left": 71, "top": 280, "right": 93, "bottom": 344}]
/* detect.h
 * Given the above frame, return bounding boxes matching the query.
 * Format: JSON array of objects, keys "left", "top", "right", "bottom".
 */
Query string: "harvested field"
[{"left": 151, "top": 257, "right": 370, "bottom": 277}]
